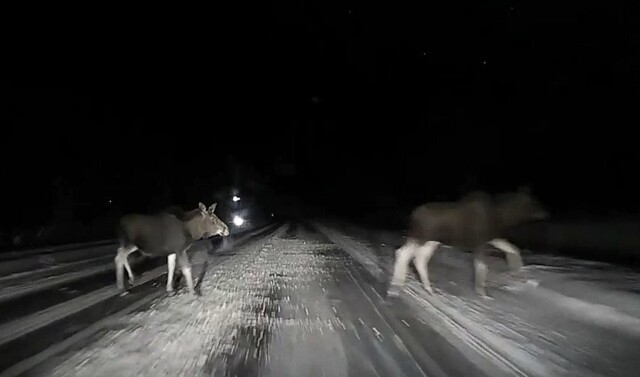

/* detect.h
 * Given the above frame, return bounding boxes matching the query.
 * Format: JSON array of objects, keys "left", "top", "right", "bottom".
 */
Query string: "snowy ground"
[
  {"left": 0, "top": 224, "right": 277, "bottom": 375},
  {"left": 320, "top": 222, "right": 640, "bottom": 377},
  {"left": 7, "top": 220, "right": 640, "bottom": 377},
  {"left": 29, "top": 223, "right": 435, "bottom": 376}
]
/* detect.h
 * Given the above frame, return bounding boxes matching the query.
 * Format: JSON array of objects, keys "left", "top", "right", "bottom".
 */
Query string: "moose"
[
  {"left": 388, "top": 187, "right": 548, "bottom": 298},
  {"left": 115, "top": 202, "right": 229, "bottom": 295}
]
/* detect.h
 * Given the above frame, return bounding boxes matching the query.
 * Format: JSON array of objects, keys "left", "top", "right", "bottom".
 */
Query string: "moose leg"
[
  {"left": 489, "top": 238, "right": 523, "bottom": 270},
  {"left": 115, "top": 245, "right": 137, "bottom": 289},
  {"left": 414, "top": 241, "right": 440, "bottom": 294},
  {"left": 388, "top": 240, "right": 418, "bottom": 296},
  {"left": 473, "top": 248, "right": 489, "bottom": 297},
  {"left": 115, "top": 249, "right": 125, "bottom": 290},
  {"left": 177, "top": 249, "right": 196, "bottom": 295},
  {"left": 123, "top": 258, "right": 135, "bottom": 284},
  {"left": 166, "top": 253, "right": 176, "bottom": 292}
]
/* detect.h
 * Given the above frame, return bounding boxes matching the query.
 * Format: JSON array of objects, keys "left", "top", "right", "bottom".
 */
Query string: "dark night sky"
[{"left": 5, "top": 1, "right": 640, "bottom": 231}]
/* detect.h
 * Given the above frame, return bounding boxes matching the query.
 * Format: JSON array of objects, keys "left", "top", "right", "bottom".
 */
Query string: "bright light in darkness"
[
  {"left": 233, "top": 215, "right": 244, "bottom": 226},
  {"left": 232, "top": 195, "right": 241, "bottom": 202}
]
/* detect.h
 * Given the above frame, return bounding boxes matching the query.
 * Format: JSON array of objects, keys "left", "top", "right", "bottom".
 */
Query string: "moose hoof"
[
  {"left": 117, "top": 283, "right": 125, "bottom": 290},
  {"left": 128, "top": 277, "right": 135, "bottom": 285},
  {"left": 526, "top": 279, "right": 539, "bottom": 288},
  {"left": 166, "top": 286, "right": 174, "bottom": 293},
  {"left": 476, "top": 289, "right": 493, "bottom": 300},
  {"left": 424, "top": 285, "right": 434, "bottom": 295},
  {"left": 387, "top": 284, "right": 403, "bottom": 298}
]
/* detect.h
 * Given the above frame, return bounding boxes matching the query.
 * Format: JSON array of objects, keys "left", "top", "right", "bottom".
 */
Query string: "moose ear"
[
  {"left": 199, "top": 202, "right": 207, "bottom": 211},
  {"left": 208, "top": 203, "right": 217, "bottom": 213}
]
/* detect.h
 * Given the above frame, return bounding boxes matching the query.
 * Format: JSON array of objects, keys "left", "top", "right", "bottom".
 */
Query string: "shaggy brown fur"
[
  {"left": 115, "top": 202, "right": 229, "bottom": 295},
  {"left": 389, "top": 187, "right": 547, "bottom": 297}
]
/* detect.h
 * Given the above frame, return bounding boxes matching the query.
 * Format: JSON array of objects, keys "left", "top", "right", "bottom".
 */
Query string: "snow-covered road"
[
  {"left": 321, "top": 222, "right": 640, "bottom": 377},
  {"left": 27, "top": 223, "right": 441, "bottom": 376},
  {"left": 4, "top": 221, "right": 640, "bottom": 377}
]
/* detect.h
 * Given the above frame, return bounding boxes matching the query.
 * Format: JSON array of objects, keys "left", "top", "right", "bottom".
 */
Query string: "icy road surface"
[
  {"left": 24, "top": 221, "right": 640, "bottom": 377},
  {"left": 34, "top": 224, "right": 440, "bottom": 377},
  {"left": 319, "top": 222, "right": 640, "bottom": 377}
]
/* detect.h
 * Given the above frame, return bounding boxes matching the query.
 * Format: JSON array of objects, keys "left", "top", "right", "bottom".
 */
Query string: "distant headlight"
[{"left": 233, "top": 215, "right": 244, "bottom": 226}]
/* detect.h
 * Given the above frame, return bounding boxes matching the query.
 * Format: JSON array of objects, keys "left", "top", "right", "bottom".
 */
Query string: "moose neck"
[
  {"left": 495, "top": 201, "right": 527, "bottom": 229},
  {"left": 184, "top": 215, "right": 206, "bottom": 240}
]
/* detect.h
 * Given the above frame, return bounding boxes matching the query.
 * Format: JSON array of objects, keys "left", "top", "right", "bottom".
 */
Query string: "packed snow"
[
  {"left": 322, "top": 222, "right": 640, "bottom": 377},
  {"left": 24, "top": 221, "right": 640, "bottom": 377},
  {"left": 42, "top": 226, "right": 355, "bottom": 376}
]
